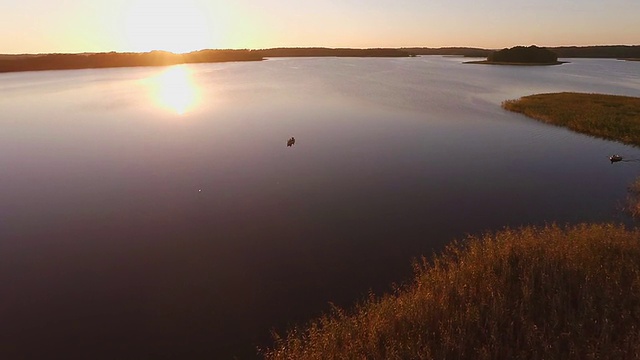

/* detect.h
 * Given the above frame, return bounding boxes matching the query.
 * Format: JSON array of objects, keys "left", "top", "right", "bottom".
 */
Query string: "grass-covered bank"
[
  {"left": 504, "top": 92, "right": 640, "bottom": 219},
  {"left": 264, "top": 224, "right": 640, "bottom": 359},
  {"left": 628, "top": 179, "right": 640, "bottom": 218},
  {"left": 502, "top": 92, "right": 640, "bottom": 147},
  {"left": 466, "top": 60, "right": 565, "bottom": 66}
]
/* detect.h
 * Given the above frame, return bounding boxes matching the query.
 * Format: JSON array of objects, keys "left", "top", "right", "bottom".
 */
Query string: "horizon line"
[{"left": 2, "top": 43, "right": 639, "bottom": 57}]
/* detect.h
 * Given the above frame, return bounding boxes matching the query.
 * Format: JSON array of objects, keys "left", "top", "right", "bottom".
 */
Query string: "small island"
[{"left": 467, "top": 45, "right": 564, "bottom": 65}]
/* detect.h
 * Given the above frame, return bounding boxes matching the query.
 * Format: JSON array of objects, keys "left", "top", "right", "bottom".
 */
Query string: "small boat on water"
[
  {"left": 287, "top": 137, "right": 296, "bottom": 147},
  {"left": 610, "top": 154, "right": 623, "bottom": 163}
]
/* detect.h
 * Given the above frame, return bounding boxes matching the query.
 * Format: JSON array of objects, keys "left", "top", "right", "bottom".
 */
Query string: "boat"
[
  {"left": 287, "top": 137, "right": 296, "bottom": 147},
  {"left": 610, "top": 154, "right": 623, "bottom": 163}
]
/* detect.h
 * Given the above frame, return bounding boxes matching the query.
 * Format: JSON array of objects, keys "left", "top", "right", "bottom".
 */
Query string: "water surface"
[{"left": 1, "top": 57, "right": 639, "bottom": 358}]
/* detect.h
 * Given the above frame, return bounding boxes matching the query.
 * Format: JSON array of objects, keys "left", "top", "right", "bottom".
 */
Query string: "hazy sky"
[{"left": 1, "top": 0, "right": 638, "bottom": 54}]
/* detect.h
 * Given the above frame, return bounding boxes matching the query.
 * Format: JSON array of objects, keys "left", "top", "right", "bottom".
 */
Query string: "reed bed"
[
  {"left": 264, "top": 224, "right": 640, "bottom": 360},
  {"left": 502, "top": 92, "right": 640, "bottom": 147},
  {"left": 628, "top": 179, "right": 640, "bottom": 219}
]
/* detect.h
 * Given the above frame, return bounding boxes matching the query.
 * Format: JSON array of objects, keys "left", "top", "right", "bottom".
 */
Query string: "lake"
[{"left": 1, "top": 57, "right": 639, "bottom": 358}]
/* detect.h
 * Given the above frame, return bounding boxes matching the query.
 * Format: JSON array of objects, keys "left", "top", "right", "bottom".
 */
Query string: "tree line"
[
  {"left": 487, "top": 45, "right": 558, "bottom": 63},
  {"left": 0, "top": 50, "right": 263, "bottom": 73}
]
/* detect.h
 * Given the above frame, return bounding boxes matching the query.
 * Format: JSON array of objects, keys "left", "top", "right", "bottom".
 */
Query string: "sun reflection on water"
[{"left": 146, "top": 65, "right": 201, "bottom": 115}]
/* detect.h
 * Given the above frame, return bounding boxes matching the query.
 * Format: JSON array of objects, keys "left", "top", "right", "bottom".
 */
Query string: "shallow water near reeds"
[{"left": 1, "top": 57, "right": 639, "bottom": 358}]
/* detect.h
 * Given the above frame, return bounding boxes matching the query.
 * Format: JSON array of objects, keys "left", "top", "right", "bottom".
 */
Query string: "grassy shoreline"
[
  {"left": 264, "top": 224, "right": 640, "bottom": 359},
  {"left": 626, "top": 178, "right": 640, "bottom": 219},
  {"left": 466, "top": 60, "right": 566, "bottom": 66},
  {"left": 503, "top": 92, "right": 640, "bottom": 147},
  {"left": 264, "top": 92, "right": 640, "bottom": 358},
  {"left": 504, "top": 92, "right": 640, "bottom": 218}
]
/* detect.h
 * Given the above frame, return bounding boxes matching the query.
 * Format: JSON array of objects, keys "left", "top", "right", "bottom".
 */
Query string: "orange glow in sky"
[
  {"left": 125, "top": 0, "right": 215, "bottom": 54},
  {"left": 0, "top": 0, "right": 638, "bottom": 54}
]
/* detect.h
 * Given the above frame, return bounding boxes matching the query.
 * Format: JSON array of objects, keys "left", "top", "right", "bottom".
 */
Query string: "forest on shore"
[
  {"left": 403, "top": 45, "right": 640, "bottom": 58},
  {"left": 0, "top": 50, "right": 263, "bottom": 73},
  {"left": 1, "top": 45, "right": 638, "bottom": 73}
]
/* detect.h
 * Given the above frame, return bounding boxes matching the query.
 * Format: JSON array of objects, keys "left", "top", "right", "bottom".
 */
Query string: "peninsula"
[
  {"left": 502, "top": 92, "right": 640, "bottom": 146},
  {"left": 503, "top": 92, "right": 640, "bottom": 217}
]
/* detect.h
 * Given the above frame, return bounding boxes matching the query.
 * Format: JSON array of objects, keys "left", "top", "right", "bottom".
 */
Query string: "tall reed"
[
  {"left": 503, "top": 92, "right": 640, "bottom": 147},
  {"left": 264, "top": 224, "right": 640, "bottom": 360}
]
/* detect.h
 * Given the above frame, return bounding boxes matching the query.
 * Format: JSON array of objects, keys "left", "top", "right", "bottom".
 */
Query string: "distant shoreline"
[
  {"left": 1, "top": 45, "right": 639, "bottom": 74},
  {"left": 0, "top": 48, "right": 412, "bottom": 74},
  {"left": 0, "top": 50, "right": 264, "bottom": 74},
  {"left": 465, "top": 60, "right": 567, "bottom": 66}
]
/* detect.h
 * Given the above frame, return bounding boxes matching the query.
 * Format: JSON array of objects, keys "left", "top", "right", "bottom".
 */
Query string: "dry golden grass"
[
  {"left": 504, "top": 92, "right": 640, "bottom": 220},
  {"left": 466, "top": 60, "right": 564, "bottom": 66},
  {"left": 263, "top": 224, "right": 640, "bottom": 360},
  {"left": 628, "top": 179, "right": 640, "bottom": 219},
  {"left": 503, "top": 92, "right": 640, "bottom": 147}
]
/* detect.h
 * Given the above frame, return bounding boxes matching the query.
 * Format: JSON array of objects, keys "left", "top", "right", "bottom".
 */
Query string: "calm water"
[{"left": 1, "top": 57, "right": 639, "bottom": 358}]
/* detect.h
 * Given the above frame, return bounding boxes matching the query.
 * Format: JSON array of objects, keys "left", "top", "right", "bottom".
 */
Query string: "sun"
[{"left": 125, "top": 0, "right": 213, "bottom": 53}]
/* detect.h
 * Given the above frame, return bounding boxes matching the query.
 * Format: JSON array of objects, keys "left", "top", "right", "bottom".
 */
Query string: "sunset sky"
[{"left": 1, "top": 0, "right": 638, "bottom": 54}]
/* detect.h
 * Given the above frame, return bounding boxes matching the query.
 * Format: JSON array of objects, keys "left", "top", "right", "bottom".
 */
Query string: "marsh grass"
[
  {"left": 502, "top": 92, "right": 640, "bottom": 147},
  {"left": 628, "top": 179, "right": 640, "bottom": 219},
  {"left": 263, "top": 224, "right": 640, "bottom": 360},
  {"left": 466, "top": 60, "right": 564, "bottom": 66}
]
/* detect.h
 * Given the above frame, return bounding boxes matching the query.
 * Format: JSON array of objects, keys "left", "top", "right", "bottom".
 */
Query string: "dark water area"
[{"left": 1, "top": 57, "right": 639, "bottom": 358}]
